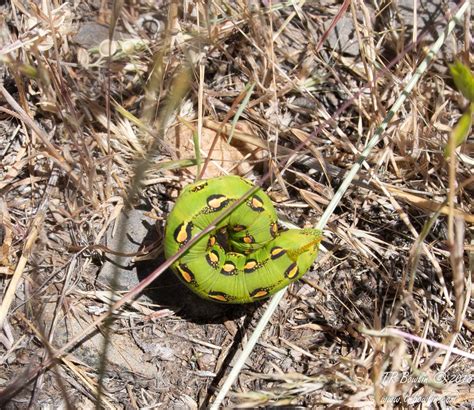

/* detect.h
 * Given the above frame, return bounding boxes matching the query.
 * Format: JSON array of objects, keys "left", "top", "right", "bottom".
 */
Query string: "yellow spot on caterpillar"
[
  {"left": 270, "top": 222, "right": 278, "bottom": 237},
  {"left": 270, "top": 247, "right": 286, "bottom": 259},
  {"left": 174, "top": 222, "right": 192, "bottom": 244},
  {"left": 207, "top": 194, "right": 229, "bottom": 210},
  {"left": 208, "top": 236, "right": 216, "bottom": 247},
  {"left": 252, "top": 196, "right": 263, "bottom": 208},
  {"left": 243, "top": 235, "right": 254, "bottom": 244},
  {"left": 250, "top": 288, "right": 269, "bottom": 298},
  {"left": 206, "top": 250, "right": 219, "bottom": 267},
  {"left": 176, "top": 265, "right": 194, "bottom": 283},
  {"left": 285, "top": 263, "right": 299, "bottom": 279},
  {"left": 208, "top": 292, "right": 230, "bottom": 302},
  {"left": 248, "top": 195, "right": 264, "bottom": 212},
  {"left": 176, "top": 227, "right": 187, "bottom": 243},
  {"left": 244, "top": 260, "right": 257, "bottom": 272},
  {"left": 232, "top": 224, "right": 246, "bottom": 232},
  {"left": 221, "top": 262, "right": 236, "bottom": 275}
]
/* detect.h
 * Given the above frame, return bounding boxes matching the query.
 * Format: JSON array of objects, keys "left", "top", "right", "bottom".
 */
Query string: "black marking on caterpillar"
[
  {"left": 176, "top": 264, "right": 197, "bottom": 285},
  {"left": 270, "top": 221, "right": 278, "bottom": 238},
  {"left": 243, "top": 259, "right": 258, "bottom": 273},
  {"left": 270, "top": 247, "right": 286, "bottom": 259},
  {"left": 208, "top": 235, "right": 217, "bottom": 248},
  {"left": 207, "top": 194, "right": 230, "bottom": 211},
  {"left": 232, "top": 224, "right": 246, "bottom": 232},
  {"left": 220, "top": 261, "right": 237, "bottom": 275},
  {"left": 190, "top": 182, "right": 208, "bottom": 192},
  {"left": 242, "top": 234, "right": 255, "bottom": 244},
  {"left": 208, "top": 291, "right": 234, "bottom": 302},
  {"left": 174, "top": 221, "right": 193, "bottom": 245},
  {"left": 206, "top": 249, "right": 220, "bottom": 268},
  {"left": 243, "top": 258, "right": 268, "bottom": 274},
  {"left": 249, "top": 288, "right": 271, "bottom": 299},
  {"left": 284, "top": 262, "right": 299, "bottom": 279},
  {"left": 247, "top": 195, "right": 265, "bottom": 212}
]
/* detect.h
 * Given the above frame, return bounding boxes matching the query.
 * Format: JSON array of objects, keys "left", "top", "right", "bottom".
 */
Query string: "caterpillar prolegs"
[{"left": 164, "top": 176, "right": 322, "bottom": 304}]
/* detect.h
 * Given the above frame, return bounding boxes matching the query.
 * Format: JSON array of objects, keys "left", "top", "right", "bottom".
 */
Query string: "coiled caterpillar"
[{"left": 164, "top": 176, "right": 322, "bottom": 303}]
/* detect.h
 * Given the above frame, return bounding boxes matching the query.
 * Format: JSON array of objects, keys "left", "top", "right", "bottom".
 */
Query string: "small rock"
[
  {"left": 326, "top": 16, "right": 359, "bottom": 57},
  {"left": 97, "top": 208, "right": 155, "bottom": 291},
  {"left": 72, "top": 22, "right": 128, "bottom": 49}
]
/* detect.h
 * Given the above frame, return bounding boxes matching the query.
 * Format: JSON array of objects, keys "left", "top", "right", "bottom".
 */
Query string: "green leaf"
[
  {"left": 444, "top": 104, "right": 473, "bottom": 157},
  {"left": 449, "top": 60, "right": 474, "bottom": 102}
]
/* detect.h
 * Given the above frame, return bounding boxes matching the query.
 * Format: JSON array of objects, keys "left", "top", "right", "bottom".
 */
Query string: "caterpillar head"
[{"left": 284, "top": 229, "right": 322, "bottom": 274}]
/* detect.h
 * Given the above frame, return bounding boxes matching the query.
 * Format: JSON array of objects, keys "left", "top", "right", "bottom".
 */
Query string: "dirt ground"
[{"left": 0, "top": 1, "right": 472, "bottom": 408}]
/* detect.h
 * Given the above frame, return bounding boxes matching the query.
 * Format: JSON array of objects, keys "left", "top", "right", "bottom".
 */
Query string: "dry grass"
[{"left": 0, "top": 0, "right": 472, "bottom": 408}]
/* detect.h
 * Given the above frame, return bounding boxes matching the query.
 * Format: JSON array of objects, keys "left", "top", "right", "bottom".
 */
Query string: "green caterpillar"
[{"left": 164, "top": 176, "right": 322, "bottom": 304}]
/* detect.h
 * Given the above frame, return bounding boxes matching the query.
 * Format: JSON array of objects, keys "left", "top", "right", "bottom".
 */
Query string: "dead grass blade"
[
  {"left": 210, "top": 2, "right": 471, "bottom": 407},
  {"left": 0, "top": 86, "right": 82, "bottom": 190}
]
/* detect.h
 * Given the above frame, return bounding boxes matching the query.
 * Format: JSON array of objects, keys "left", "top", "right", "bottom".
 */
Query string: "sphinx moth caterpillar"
[{"left": 164, "top": 175, "right": 322, "bottom": 303}]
